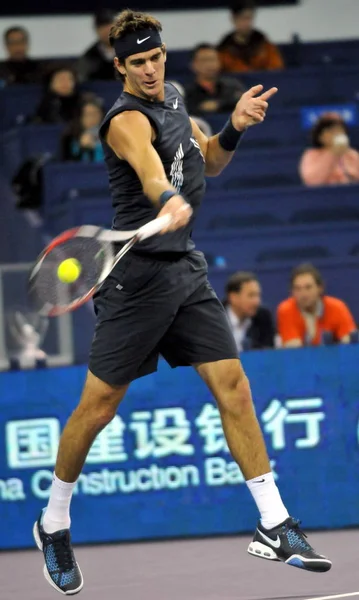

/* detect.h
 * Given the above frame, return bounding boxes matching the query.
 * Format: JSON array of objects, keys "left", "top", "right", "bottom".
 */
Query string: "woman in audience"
[
  {"left": 61, "top": 96, "right": 104, "bottom": 162},
  {"left": 300, "top": 114, "right": 359, "bottom": 186},
  {"left": 34, "top": 65, "right": 82, "bottom": 124}
]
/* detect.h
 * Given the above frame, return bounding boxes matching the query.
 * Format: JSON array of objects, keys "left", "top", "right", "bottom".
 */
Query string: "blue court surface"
[{"left": 1, "top": 529, "right": 357, "bottom": 600}]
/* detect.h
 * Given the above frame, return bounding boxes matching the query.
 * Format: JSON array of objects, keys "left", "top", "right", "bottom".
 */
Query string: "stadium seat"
[
  {"left": 255, "top": 245, "right": 330, "bottom": 263},
  {"left": 206, "top": 146, "right": 302, "bottom": 190},
  {"left": 194, "top": 223, "right": 359, "bottom": 269},
  {"left": 290, "top": 206, "right": 359, "bottom": 224},
  {"left": 198, "top": 185, "right": 359, "bottom": 230}
]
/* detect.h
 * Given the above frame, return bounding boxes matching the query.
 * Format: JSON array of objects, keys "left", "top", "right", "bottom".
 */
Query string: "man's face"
[
  {"left": 192, "top": 47, "right": 221, "bottom": 80},
  {"left": 292, "top": 274, "right": 322, "bottom": 311},
  {"left": 6, "top": 30, "right": 28, "bottom": 60},
  {"left": 118, "top": 47, "right": 166, "bottom": 101},
  {"left": 96, "top": 23, "right": 112, "bottom": 45},
  {"left": 229, "top": 280, "right": 261, "bottom": 318},
  {"left": 232, "top": 9, "right": 255, "bottom": 37}
]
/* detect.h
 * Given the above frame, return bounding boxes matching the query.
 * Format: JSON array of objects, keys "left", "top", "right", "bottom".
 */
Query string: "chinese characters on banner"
[{"left": 5, "top": 398, "right": 325, "bottom": 470}]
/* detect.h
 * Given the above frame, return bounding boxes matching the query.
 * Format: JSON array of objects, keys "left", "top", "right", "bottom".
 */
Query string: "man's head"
[
  {"left": 226, "top": 271, "right": 261, "bottom": 318},
  {"left": 191, "top": 44, "right": 221, "bottom": 82},
  {"left": 4, "top": 26, "right": 29, "bottom": 61},
  {"left": 110, "top": 9, "right": 166, "bottom": 101},
  {"left": 290, "top": 263, "right": 324, "bottom": 312},
  {"left": 94, "top": 9, "right": 116, "bottom": 46},
  {"left": 230, "top": 0, "right": 256, "bottom": 37}
]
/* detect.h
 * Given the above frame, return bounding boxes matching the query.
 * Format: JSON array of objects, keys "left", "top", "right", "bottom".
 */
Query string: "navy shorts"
[{"left": 89, "top": 249, "right": 238, "bottom": 386}]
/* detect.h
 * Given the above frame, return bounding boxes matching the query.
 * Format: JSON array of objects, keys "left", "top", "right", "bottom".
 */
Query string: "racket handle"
[{"left": 137, "top": 215, "right": 172, "bottom": 240}]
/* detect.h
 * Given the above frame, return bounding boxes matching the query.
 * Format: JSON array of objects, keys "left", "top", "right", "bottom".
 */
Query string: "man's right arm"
[{"left": 106, "top": 110, "right": 192, "bottom": 232}]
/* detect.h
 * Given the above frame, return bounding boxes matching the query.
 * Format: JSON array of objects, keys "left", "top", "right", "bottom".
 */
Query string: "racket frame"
[{"left": 28, "top": 215, "right": 172, "bottom": 317}]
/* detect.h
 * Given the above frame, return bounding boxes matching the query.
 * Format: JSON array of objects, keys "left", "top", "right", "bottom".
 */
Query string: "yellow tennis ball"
[{"left": 57, "top": 258, "right": 82, "bottom": 284}]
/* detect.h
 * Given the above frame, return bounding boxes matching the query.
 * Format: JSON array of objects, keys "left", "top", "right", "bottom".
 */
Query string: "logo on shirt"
[
  {"left": 173, "top": 98, "right": 178, "bottom": 110},
  {"left": 170, "top": 143, "right": 184, "bottom": 192},
  {"left": 137, "top": 36, "right": 151, "bottom": 44}
]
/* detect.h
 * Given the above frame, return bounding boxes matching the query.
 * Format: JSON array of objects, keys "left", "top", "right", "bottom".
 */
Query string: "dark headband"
[{"left": 114, "top": 29, "right": 162, "bottom": 59}]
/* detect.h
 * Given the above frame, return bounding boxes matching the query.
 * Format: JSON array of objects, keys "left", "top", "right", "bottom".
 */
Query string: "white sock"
[
  {"left": 246, "top": 472, "right": 289, "bottom": 530},
  {"left": 42, "top": 473, "right": 77, "bottom": 534}
]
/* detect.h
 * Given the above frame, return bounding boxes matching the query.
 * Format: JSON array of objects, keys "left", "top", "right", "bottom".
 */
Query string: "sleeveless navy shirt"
[{"left": 99, "top": 82, "right": 206, "bottom": 253}]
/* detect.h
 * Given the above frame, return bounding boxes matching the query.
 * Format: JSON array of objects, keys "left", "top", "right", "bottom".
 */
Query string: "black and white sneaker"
[
  {"left": 248, "top": 517, "right": 332, "bottom": 573},
  {"left": 33, "top": 509, "right": 84, "bottom": 595}
]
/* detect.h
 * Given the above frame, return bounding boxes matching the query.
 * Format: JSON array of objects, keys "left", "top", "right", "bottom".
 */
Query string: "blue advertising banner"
[
  {"left": 1, "top": 345, "right": 359, "bottom": 550},
  {"left": 301, "top": 103, "right": 358, "bottom": 129}
]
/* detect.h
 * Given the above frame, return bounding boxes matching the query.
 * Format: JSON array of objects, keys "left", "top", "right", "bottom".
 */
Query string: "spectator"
[
  {"left": 62, "top": 96, "right": 104, "bottom": 162},
  {"left": 224, "top": 271, "right": 275, "bottom": 351},
  {"left": 277, "top": 263, "right": 356, "bottom": 347},
  {"left": 300, "top": 114, "right": 359, "bottom": 186},
  {"left": 0, "top": 26, "right": 41, "bottom": 85},
  {"left": 33, "top": 65, "right": 82, "bottom": 124},
  {"left": 77, "top": 9, "right": 116, "bottom": 81},
  {"left": 185, "top": 44, "right": 245, "bottom": 115},
  {"left": 217, "top": 0, "right": 284, "bottom": 73}
]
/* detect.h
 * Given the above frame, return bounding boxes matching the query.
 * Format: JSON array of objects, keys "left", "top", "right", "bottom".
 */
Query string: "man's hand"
[
  {"left": 157, "top": 195, "right": 193, "bottom": 233},
  {"left": 231, "top": 84, "right": 278, "bottom": 131}
]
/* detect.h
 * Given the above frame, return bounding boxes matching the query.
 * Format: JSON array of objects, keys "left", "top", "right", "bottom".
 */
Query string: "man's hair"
[
  {"left": 109, "top": 9, "right": 162, "bottom": 48},
  {"left": 191, "top": 43, "right": 217, "bottom": 61},
  {"left": 225, "top": 271, "right": 258, "bottom": 296},
  {"left": 230, "top": 0, "right": 256, "bottom": 16},
  {"left": 109, "top": 9, "right": 163, "bottom": 81},
  {"left": 4, "top": 26, "right": 29, "bottom": 43},
  {"left": 311, "top": 115, "right": 349, "bottom": 148},
  {"left": 290, "top": 263, "right": 324, "bottom": 288}
]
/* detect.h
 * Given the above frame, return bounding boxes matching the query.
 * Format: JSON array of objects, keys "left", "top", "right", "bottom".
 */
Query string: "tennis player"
[{"left": 34, "top": 9, "right": 332, "bottom": 594}]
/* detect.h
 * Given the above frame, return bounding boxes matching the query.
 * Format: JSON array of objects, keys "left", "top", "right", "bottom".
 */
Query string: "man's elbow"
[{"left": 205, "top": 163, "right": 224, "bottom": 177}]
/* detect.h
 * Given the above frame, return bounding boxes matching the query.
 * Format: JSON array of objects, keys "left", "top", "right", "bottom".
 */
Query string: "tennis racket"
[{"left": 28, "top": 215, "right": 172, "bottom": 317}]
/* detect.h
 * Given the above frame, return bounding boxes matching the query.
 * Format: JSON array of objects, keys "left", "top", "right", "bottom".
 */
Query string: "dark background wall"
[{"left": 0, "top": 1, "right": 299, "bottom": 17}]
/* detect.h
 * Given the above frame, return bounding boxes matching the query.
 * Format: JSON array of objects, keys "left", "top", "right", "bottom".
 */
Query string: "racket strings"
[{"left": 29, "top": 236, "right": 110, "bottom": 312}]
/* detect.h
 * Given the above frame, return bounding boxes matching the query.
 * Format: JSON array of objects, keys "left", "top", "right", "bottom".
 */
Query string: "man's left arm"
[{"left": 190, "top": 84, "right": 278, "bottom": 176}]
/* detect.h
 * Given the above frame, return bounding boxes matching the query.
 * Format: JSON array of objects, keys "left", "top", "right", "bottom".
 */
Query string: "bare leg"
[
  {"left": 196, "top": 358, "right": 270, "bottom": 479},
  {"left": 55, "top": 370, "right": 128, "bottom": 482},
  {"left": 196, "top": 358, "right": 289, "bottom": 528},
  {"left": 43, "top": 370, "right": 128, "bottom": 533}
]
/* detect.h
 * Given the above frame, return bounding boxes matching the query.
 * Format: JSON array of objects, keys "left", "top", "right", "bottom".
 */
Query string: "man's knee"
[
  {"left": 75, "top": 370, "right": 128, "bottom": 430},
  {"left": 217, "top": 363, "right": 253, "bottom": 415}
]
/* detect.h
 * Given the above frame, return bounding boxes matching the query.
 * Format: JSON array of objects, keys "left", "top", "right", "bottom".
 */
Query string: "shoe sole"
[
  {"left": 33, "top": 521, "right": 84, "bottom": 595},
  {"left": 248, "top": 541, "right": 332, "bottom": 573}
]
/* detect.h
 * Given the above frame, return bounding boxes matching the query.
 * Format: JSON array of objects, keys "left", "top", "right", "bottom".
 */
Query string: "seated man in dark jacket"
[
  {"left": 77, "top": 9, "right": 116, "bottom": 81},
  {"left": 224, "top": 271, "right": 275, "bottom": 351},
  {"left": 185, "top": 43, "right": 245, "bottom": 116},
  {"left": 0, "top": 26, "right": 42, "bottom": 85}
]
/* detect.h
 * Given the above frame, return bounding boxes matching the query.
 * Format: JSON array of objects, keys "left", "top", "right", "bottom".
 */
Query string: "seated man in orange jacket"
[
  {"left": 218, "top": 0, "right": 284, "bottom": 73},
  {"left": 277, "top": 263, "right": 356, "bottom": 347}
]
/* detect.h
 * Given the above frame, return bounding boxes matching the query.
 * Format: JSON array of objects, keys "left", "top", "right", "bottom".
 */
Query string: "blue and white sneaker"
[
  {"left": 33, "top": 510, "right": 83, "bottom": 595},
  {"left": 248, "top": 517, "right": 332, "bottom": 573}
]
